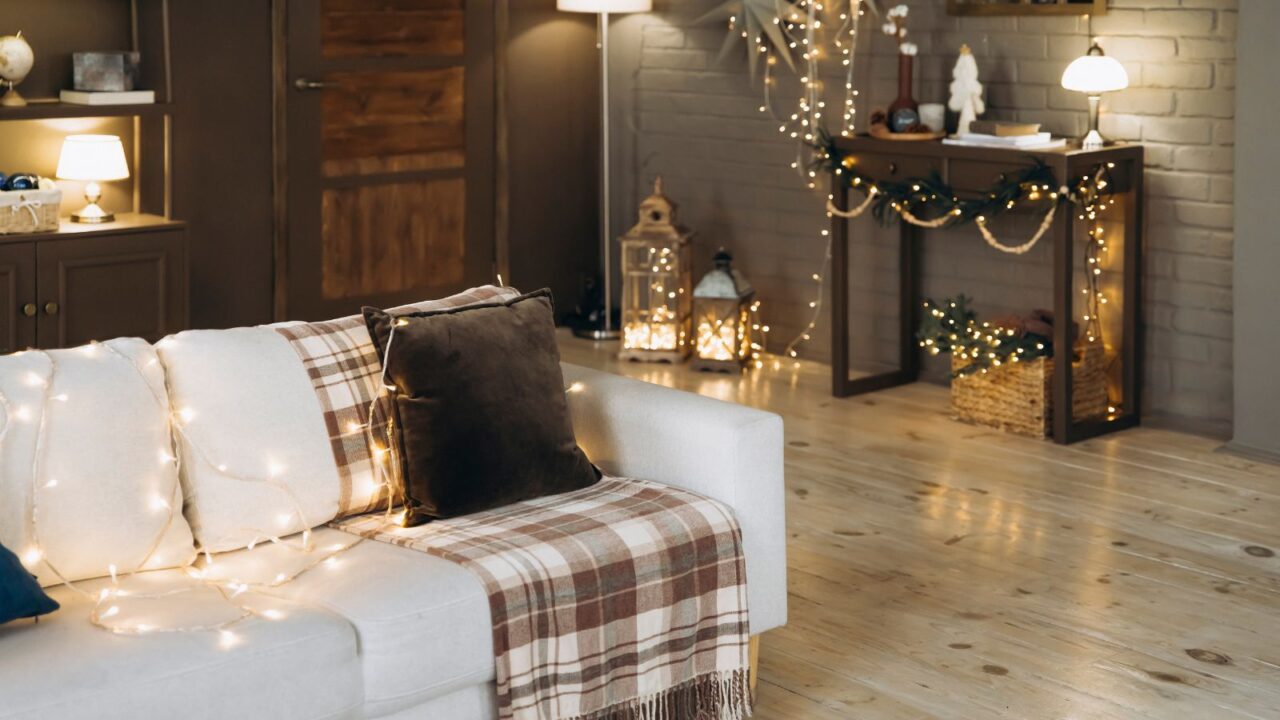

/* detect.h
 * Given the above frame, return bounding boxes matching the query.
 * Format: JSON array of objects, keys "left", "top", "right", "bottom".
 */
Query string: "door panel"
[
  {"left": 36, "top": 232, "right": 187, "bottom": 348},
  {"left": 321, "top": 0, "right": 464, "bottom": 59},
  {"left": 321, "top": 178, "right": 465, "bottom": 298},
  {"left": 285, "top": 0, "right": 494, "bottom": 320},
  {"left": 0, "top": 243, "right": 37, "bottom": 354},
  {"left": 321, "top": 66, "right": 465, "bottom": 178}
]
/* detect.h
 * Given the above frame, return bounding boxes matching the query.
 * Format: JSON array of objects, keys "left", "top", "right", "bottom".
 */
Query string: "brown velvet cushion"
[{"left": 363, "top": 289, "right": 599, "bottom": 525}]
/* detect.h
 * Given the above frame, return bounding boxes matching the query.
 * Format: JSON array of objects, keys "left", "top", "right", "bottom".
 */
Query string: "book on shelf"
[
  {"left": 59, "top": 89, "right": 156, "bottom": 106},
  {"left": 943, "top": 132, "right": 1066, "bottom": 150},
  {"left": 967, "top": 120, "right": 1042, "bottom": 137}
]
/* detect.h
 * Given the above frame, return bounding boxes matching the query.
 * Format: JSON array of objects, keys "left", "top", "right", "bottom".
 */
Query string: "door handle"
[
  {"left": 21, "top": 303, "right": 36, "bottom": 317},
  {"left": 294, "top": 78, "right": 326, "bottom": 91},
  {"left": 43, "top": 302, "right": 59, "bottom": 316}
]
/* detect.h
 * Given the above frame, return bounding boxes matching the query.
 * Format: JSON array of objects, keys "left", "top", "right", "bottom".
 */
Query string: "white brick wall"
[{"left": 615, "top": 0, "right": 1235, "bottom": 434}]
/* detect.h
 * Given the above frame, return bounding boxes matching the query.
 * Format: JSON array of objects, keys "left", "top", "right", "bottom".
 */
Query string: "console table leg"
[
  {"left": 832, "top": 183, "right": 851, "bottom": 397},
  {"left": 1053, "top": 201, "right": 1075, "bottom": 443},
  {"left": 900, "top": 222, "right": 921, "bottom": 382}
]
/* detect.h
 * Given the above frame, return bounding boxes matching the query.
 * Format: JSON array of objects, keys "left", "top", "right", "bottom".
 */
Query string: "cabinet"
[{"left": 0, "top": 215, "right": 187, "bottom": 353}]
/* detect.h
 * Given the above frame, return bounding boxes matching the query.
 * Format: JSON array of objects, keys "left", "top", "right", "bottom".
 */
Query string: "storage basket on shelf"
[
  {"left": 951, "top": 341, "right": 1109, "bottom": 438},
  {"left": 0, "top": 184, "right": 61, "bottom": 234}
]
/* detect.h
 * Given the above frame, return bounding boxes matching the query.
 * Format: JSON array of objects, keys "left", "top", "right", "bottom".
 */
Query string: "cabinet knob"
[
  {"left": 43, "top": 302, "right": 59, "bottom": 316},
  {"left": 294, "top": 78, "right": 326, "bottom": 91},
  {"left": 888, "top": 162, "right": 898, "bottom": 175},
  {"left": 21, "top": 303, "right": 36, "bottom": 317}
]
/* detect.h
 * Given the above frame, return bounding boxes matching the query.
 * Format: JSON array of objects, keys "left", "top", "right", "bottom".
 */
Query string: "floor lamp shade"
[{"left": 557, "top": 0, "right": 651, "bottom": 12}]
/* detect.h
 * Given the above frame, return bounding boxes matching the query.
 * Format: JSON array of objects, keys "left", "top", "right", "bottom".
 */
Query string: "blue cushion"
[{"left": 0, "top": 540, "right": 59, "bottom": 624}]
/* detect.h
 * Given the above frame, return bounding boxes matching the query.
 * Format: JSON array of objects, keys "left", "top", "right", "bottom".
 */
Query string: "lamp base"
[
  {"left": 572, "top": 325, "right": 621, "bottom": 341},
  {"left": 1081, "top": 129, "right": 1106, "bottom": 150},
  {"left": 0, "top": 86, "right": 27, "bottom": 107},
  {"left": 70, "top": 201, "right": 115, "bottom": 224}
]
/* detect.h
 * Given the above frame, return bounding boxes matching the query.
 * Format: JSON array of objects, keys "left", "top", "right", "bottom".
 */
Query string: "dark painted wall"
[
  {"left": 505, "top": 1, "right": 601, "bottom": 318},
  {"left": 170, "top": 1, "right": 276, "bottom": 328}
]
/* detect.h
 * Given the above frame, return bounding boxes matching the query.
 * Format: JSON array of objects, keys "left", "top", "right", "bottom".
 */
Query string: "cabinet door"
[
  {"left": 0, "top": 242, "right": 37, "bottom": 354},
  {"left": 36, "top": 231, "right": 188, "bottom": 348}
]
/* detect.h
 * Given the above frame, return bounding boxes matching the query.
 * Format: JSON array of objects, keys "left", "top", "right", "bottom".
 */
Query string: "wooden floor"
[{"left": 558, "top": 332, "right": 1280, "bottom": 720}]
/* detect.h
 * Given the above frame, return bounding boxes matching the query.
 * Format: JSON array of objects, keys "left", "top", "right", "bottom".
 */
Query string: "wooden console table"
[{"left": 829, "top": 137, "right": 1144, "bottom": 444}]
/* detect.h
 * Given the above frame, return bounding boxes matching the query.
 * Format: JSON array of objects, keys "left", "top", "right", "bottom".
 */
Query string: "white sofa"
[{"left": 0, "top": 337, "right": 786, "bottom": 720}]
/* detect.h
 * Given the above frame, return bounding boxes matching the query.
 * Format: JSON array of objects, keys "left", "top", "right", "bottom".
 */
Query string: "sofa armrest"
[{"left": 561, "top": 363, "right": 787, "bottom": 635}]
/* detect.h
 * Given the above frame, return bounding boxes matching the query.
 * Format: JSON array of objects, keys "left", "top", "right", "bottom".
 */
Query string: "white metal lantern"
[
  {"left": 619, "top": 178, "right": 693, "bottom": 362},
  {"left": 692, "top": 249, "right": 756, "bottom": 372}
]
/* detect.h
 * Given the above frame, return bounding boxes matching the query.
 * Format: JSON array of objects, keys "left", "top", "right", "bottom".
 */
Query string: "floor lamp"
[{"left": 558, "top": 0, "right": 652, "bottom": 340}]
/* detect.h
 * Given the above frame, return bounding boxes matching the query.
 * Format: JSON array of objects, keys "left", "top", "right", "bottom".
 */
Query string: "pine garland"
[
  {"left": 917, "top": 296, "right": 1055, "bottom": 377},
  {"left": 812, "top": 130, "right": 1090, "bottom": 228}
]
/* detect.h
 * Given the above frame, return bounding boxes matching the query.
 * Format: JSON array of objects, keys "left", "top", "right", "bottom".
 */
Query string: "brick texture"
[{"left": 615, "top": 0, "right": 1235, "bottom": 435}]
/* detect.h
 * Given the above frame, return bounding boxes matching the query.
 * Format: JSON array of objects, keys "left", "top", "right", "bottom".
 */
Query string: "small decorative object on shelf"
[
  {"left": 0, "top": 31, "right": 34, "bottom": 108},
  {"left": 692, "top": 249, "right": 757, "bottom": 373},
  {"left": 882, "top": 5, "right": 920, "bottom": 134},
  {"left": 619, "top": 177, "right": 694, "bottom": 362},
  {"left": 919, "top": 103, "right": 945, "bottom": 133},
  {"left": 56, "top": 134, "right": 131, "bottom": 223},
  {"left": 948, "top": 44, "right": 985, "bottom": 136},
  {"left": 1061, "top": 43, "right": 1129, "bottom": 149},
  {"left": 918, "top": 295, "right": 1109, "bottom": 438},
  {"left": 73, "top": 51, "right": 141, "bottom": 92},
  {"left": 0, "top": 175, "right": 60, "bottom": 234}
]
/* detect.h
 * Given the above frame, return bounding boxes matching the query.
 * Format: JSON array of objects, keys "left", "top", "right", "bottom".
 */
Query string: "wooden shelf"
[
  {"left": 947, "top": 0, "right": 1106, "bottom": 16},
  {"left": 0, "top": 213, "right": 184, "bottom": 245},
  {"left": 0, "top": 101, "right": 173, "bottom": 121}
]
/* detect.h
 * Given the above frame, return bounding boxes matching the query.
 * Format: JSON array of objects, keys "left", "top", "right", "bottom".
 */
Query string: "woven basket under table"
[{"left": 950, "top": 343, "right": 1109, "bottom": 439}]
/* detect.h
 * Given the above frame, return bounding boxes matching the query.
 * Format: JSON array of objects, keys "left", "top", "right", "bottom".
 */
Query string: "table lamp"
[
  {"left": 558, "top": 0, "right": 653, "bottom": 340},
  {"left": 1060, "top": 43, "right": 1129, "bottom": 150},
  {"left": 56, "top": 134, "right": 130, "bottom": 223}
]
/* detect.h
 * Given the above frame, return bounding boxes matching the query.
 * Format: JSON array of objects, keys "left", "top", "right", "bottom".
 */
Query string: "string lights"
[
  {"left": 720, "top": 1, "right": 872, "bottom": 364},
  {"left": 4, "top": 340, "right": 374, "bottom": 642}
]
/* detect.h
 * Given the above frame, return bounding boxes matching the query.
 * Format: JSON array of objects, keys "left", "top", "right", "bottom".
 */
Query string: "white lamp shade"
[
  {"left": 557, "top": 0, "right": 652, "bottom": 13},
  {"left": 1061, "top": 52, "right": 1129, "bottom": 94},
  {"left": 55, "top": 134, "right": 130, "bottom": 182}
]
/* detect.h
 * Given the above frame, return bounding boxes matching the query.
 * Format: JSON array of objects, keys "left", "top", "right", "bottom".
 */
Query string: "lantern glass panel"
[{"left": 695, "top": 297, "right": 751, "bottom": 365}]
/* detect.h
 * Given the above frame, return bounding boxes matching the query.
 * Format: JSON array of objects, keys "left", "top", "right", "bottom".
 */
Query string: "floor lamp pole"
[
  {"left": 601, "top": 11, "right": 614, "bottom": 335},
  {"left": 576, "top": 11, "right": 621, "bottom": 340}
]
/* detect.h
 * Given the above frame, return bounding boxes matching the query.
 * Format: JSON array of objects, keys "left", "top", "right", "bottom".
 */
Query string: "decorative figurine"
[
  {"left": 0, "top": 32, "right": 34, "bottom": 108},
  {"left": 948, "top": 44, "right": 985, "bottom": 136}
]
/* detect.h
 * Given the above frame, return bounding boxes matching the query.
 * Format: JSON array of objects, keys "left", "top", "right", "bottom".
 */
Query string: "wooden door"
[
  {"left": 36, "top": 231, "right": 187, "bottom": 348},
  {"left": 282, "top": 0, "right": 496, "bottom": 320},
  {"left": 0, "top": 242, "right": 36, "bottom": 354}
]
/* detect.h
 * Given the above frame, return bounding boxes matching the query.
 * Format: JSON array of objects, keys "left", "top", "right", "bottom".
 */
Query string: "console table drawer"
[
  {"left": 844, "top": 154, "right": 941, "bottom": 182},
  {"left": 949, "top": 159, "right": 1036, "bottom": 193}
]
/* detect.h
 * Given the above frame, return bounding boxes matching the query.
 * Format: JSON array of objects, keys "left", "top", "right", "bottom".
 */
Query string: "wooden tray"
[{"left": 868, "top": 124, "right": 945, "bottom": 142}]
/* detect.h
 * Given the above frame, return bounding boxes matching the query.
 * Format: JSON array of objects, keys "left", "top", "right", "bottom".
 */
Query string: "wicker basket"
[
  {"left": 0, "top": 186, "right": 61, "bottom": 234},
  {"left": 950, "top": 343, "right": 1109, "bottom": 438}
]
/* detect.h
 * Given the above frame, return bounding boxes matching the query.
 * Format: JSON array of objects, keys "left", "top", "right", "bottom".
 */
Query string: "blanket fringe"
[{"left": 568, "top": 668, "right": 752, "bottom": 720}]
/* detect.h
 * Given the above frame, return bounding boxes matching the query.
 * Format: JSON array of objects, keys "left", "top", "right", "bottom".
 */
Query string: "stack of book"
[
  {"left": 59, "top": 89, "right": 155, "bottom": 106},
  {"left": 942, "top": 121, "right": 1066, "bottom": 150}
]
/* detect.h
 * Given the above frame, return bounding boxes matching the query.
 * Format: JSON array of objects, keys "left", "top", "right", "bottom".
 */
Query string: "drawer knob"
[
  {"left": 888, "top": 162, "right": 898, "bottom": 175},
  {"left": 43, "top": 302, "right": 59, "bottom": 316},
  {"left": 21, "top": 303, "right": 36, "bottom": 317}
]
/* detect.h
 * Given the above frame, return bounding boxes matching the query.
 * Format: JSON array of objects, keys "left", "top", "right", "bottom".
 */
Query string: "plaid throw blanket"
[
  {"left": 274, "top": 285, "right": 519, "bottom": 517},
  {"left": 336, "top": 477, "right": 752, "bottom": 720}
]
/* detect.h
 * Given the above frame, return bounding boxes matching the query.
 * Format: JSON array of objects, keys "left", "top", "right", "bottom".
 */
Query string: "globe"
[{"left": 0, "top": 32, "right": 34, "bottom": 107}]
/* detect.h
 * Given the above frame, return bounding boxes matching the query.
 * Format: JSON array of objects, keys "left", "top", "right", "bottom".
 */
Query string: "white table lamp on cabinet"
[
  {"left": 1061, "top": 44, "right": 1129, "bottom": 150},
  {"left": 56, "top": 134, "right": 130, "bottom": 223},
  {"left": 558, "top": 0, "right": 653, "bottom": 340}
]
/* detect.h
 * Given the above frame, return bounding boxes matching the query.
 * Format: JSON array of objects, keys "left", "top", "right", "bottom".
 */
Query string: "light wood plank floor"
[{"left": 558, "top": 331, "right": 1280, "bottom": 720}]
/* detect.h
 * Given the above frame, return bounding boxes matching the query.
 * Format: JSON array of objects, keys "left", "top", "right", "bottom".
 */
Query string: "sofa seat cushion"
[
  {"left": 0, "top": 571, "right": 363, "bottom": 720},
  {"left": 213, "top": 527, "right": 495, "bottom": 718}
]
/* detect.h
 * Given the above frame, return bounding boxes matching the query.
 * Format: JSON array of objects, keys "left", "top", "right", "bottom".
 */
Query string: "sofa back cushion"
[
  {"left": 157, "top": 285, "right": 519, "bottom": 552},
  {"left": 0, "top": 339, "right": 196, "bottom": 587}
]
